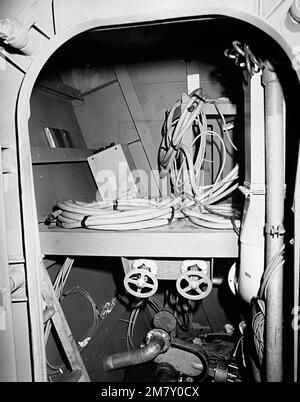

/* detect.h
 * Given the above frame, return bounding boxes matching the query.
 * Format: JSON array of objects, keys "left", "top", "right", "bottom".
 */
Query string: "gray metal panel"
[
  {"left": 29, "top": 88, "right": 86, "bottom": 149},
  {"left": 33, "top": 161, "right": 97, "bottom": 221}
]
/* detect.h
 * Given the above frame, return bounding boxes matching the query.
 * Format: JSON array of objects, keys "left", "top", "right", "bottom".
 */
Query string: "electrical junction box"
[{"left": 87, "top": 144, "right": 147, "bottom": 201}]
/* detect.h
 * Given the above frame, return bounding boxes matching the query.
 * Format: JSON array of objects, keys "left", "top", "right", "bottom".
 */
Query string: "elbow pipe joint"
[
  {"left": 103, "top": 329, "right": 170, "bottom": 371},
  {"left": 0, "top": 11, "right": 38, "bottom": 55}
]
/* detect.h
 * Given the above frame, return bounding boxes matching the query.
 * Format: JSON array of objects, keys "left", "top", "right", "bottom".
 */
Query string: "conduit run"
[{"left": 262, "top": 67, "right": 285, "bottom": 382}]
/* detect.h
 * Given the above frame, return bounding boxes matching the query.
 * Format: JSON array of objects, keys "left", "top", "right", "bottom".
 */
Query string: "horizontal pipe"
[{"left": 103, "top": 338, "right": 165, "bottom": 371}]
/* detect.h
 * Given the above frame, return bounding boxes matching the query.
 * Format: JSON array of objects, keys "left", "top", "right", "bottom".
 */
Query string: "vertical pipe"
[
  {"left": 262, "top": 68, "right": 285, "bottom": 382},
  {"left": 293, "top": 146, "right": 300, "bottom": 382}
]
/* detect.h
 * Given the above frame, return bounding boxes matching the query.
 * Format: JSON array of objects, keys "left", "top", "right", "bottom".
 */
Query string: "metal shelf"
[
  {"left": 39, "top": 219, "right": 238, "bottom": 258},
  {"left": 31, "top": 147, "right": 96, "bottom": 164}
]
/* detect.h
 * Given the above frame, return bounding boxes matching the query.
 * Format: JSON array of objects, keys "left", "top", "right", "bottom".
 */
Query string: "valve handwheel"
[
  {"left": 124, "top": 268, "right": 158, "bottom": 298},
  {"left": 176, "top": 270, "right": 212, "bottom": 300}
]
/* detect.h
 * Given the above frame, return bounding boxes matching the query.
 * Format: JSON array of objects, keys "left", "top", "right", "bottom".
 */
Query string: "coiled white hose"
[{"left": 50, "top": 197, "right": 184, "bottom": 231}]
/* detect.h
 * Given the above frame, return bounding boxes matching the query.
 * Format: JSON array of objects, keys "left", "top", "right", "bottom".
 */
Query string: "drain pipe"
[
  {"left": 262, "top": 67, "right": 285, "bottom": 382},
  {"left": 103, "top": 329, "right": 170, "bottom": 371}
]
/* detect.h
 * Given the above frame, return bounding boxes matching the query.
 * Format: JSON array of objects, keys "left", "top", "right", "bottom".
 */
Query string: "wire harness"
[
  {"left": 224, "top": 41, "right": 264, "bottom": 77},
  {"left": 158, "top": 88, "right": 240, "bottom": 231},
  {"left": 251, "top": 245, "right": 285, "bottom": 367}
]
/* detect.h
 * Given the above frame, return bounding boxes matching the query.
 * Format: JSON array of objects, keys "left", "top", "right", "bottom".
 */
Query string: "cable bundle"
[
  {"left": 61, "top": 286, "right": 100, "bottom": 351},
  {"left": 182, "top": 205, "right": 240, "bottom": 231},
  {"left": 258, "top": 245, "right": 285, "bottom": 301},
  {"left": 251, "top": 245, "right": 285, "bottom": 366},
  {"left": 224, "top": 41, "right": 264, "bottom": 76},
  {"left": 123, "top": 297, "right": 163, "bottom": 350},
  {"left": 252, "top": 298, "right": 265, "bottom": 367},
  {"left": 50, "top": 196, "right": 183, "bottom": 231},
  {"left": 158, "top": 89, "right": 240, "bottom": 230}
]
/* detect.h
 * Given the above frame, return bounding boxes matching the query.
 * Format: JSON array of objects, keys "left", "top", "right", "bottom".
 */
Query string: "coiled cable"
[
  {"left": 61, "top": 286, "right": 100, "bottom": 351},
  {"left": 48, "top": 196, "right": 184, "bottom": 231},
  {"left": 158, "top": 89, "right": 240, "bottom": 231}
]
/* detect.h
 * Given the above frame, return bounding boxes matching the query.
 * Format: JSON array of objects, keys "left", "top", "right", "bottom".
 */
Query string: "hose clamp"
[{"left": 264, "top": 223, "right": 285, "bottom": 238}]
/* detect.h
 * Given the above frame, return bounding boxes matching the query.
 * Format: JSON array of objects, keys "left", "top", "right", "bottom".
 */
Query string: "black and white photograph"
[{"left": 0, "top": 0, "right": 299, "bottom": 389}]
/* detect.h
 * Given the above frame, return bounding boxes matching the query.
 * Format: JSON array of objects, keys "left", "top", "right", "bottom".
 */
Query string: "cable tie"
[
  {"left": 81, "top": 215, "right": 90, "bottom": 228},
  {"left": 168, "top": 206, "right": 175, "bottom": 224},
  {"left": 192, "top": 92, "right": 206, "bottom": 103}
]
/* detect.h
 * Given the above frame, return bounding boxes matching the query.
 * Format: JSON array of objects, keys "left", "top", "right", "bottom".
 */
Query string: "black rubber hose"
[
  {"left": 171, "top": 338, "right": 210, "bottom": 382},
  {"left": 103, "top": 337, "right": 165, "bottom": 371}
]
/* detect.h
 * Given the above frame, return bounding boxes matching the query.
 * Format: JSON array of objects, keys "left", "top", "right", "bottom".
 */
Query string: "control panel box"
[{"left": 88, "top": 144, "right": 147, "bottom": 201}]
